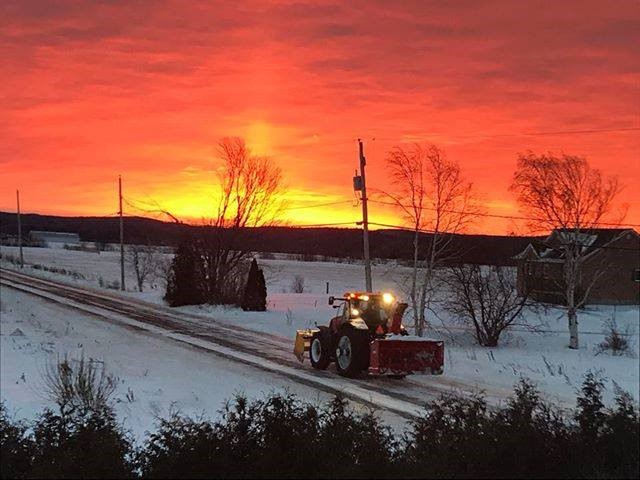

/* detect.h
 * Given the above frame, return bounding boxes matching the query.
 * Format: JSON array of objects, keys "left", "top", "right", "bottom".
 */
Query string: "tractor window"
[
  {"left": 340, "top": 302, "right": 349, "bottom": 321},
  {"left": 355, "top": 297, "right": 389, "bottom": 325}
]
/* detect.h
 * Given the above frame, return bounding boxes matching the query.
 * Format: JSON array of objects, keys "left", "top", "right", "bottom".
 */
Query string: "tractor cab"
[{"left": 328, "top": 292, "right": 403, "bottom": 336}]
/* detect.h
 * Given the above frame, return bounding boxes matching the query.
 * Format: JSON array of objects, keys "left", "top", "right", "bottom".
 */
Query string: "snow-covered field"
[
  {"left": 0, "top": 287, "right": 378, "bottom": 442},
  {"left": 1, "top": 244, "right": 639, "bottom": 437}
]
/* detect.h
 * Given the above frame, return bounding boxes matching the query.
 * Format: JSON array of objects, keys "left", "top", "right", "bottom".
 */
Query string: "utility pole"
[
  {"left": 356, "top": 139, "right": 372, "bottom": 291},
  {"left": 119, "top": 175, "right": 125, "bottom": 291},
  {"left": 16, "top": 189, "right": 24, "bottom": 268}
]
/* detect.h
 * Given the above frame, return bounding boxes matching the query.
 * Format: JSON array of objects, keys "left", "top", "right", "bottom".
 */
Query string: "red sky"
[{"left": 1, "top": 0, "right": 639, "bottom": 234}]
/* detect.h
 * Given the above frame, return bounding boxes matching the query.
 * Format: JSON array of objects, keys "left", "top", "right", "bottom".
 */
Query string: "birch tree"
[
  {"left": 384, "top": 143, "right": 478, "bottom": 336},
  {"left": 511, "top": 152, "right": 622, "bottom": 349}
]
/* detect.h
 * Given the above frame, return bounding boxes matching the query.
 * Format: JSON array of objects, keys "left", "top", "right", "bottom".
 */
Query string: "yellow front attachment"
[{"left": 294, "top": 329, "right": 318, "bottom": 363}]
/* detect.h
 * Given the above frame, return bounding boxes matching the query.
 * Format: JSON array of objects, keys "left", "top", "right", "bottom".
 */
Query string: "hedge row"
[{"left": 2, "top": 375, "right": 638, "bottom": 479}]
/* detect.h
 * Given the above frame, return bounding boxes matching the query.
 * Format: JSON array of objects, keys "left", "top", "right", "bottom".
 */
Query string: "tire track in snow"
[{"left": 2, "top": 269, "right": 440, "bottom": 419}]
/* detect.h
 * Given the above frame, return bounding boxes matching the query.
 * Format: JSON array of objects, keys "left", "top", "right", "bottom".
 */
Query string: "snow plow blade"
[
  {"left": 369, "top": 338, "right": 444, "bottom": 375},
  {"left": 293, "top": 329, "right": 318, "bottom": 363}
]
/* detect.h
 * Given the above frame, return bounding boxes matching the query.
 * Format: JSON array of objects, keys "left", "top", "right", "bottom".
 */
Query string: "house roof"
[{"left": 515, "top": 228, "right": 638, "bottom": 261}]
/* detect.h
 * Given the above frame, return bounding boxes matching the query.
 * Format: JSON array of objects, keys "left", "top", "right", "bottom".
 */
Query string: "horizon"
[
  {"left": 3, "top": 209, "right": 636, "bottom": 240},
  {"left": 1, "top": 1, "right": 639, "bottom": 235}
]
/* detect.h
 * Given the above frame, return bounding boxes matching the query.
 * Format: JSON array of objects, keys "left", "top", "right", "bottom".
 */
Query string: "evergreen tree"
[
  {"left": 241, "top": 259, "right": 267, "bottom": 311},
  {"left": 164, "top": 241, "right": 203, "bottom": 307}
]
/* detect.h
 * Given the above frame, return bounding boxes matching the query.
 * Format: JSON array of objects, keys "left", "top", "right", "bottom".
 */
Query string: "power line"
[
  {"left": 342, "top": 127, "right": 640, "bottom": 144},
  {"left": 368, "top": 199, "right": 640, "bottom": 228},
  {"left": 325, "top": 126, "right": 640, "bottom": 147},
  {"left": 286, "top": 221, "right": 359, "bottom": 228},
  {"left": 367, "top": 220, "right": 639, "bottom": 252},
  {"left": 282, "top": 200, "right": 353, "bottom": 211}
]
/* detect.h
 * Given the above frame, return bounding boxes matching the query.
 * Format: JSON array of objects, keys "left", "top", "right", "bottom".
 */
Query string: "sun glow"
[{"left": 245, "top": 121, "right": 275, "bottom": 156}]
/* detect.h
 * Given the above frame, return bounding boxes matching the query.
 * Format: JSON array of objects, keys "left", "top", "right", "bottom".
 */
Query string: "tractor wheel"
[
  {"left": 310, "top": 332, "right": 331, "bottom": 370},
  {"left": 335, "top": 328, "right": 369, "bottom": 378}
]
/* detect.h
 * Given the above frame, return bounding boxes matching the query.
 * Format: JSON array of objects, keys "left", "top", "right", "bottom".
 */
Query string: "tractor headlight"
[
  {"left": 350, "top": 308, "right": 360, "bottom": 317},
  {"left": 382, "top": 293, "right": 394, "bottom": 305}
]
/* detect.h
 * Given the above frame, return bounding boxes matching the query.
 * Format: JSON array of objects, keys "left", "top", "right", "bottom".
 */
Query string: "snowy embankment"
[{"left": 1, "top": 245, "right": 639, "bottom": 416}]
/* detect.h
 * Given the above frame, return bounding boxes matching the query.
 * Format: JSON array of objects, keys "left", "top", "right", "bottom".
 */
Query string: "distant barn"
[{"left": 29, "top": 230, "right": 81, "bottom": 247}]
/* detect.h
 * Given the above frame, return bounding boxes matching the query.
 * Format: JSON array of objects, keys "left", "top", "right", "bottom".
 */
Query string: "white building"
[{"left": 29, "top": 231, "right": 81, "bottom": 247}]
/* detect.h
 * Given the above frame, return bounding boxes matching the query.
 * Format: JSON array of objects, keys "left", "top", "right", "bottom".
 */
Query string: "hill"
[{"left": 0, "top": 212, "right": 535, "bottom": 265}]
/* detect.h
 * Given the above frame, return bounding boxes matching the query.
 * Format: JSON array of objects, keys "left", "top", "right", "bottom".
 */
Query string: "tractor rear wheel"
[
  {"left": 310, "top": 332, "right": 331, "bottom": 370},
  {"left": 335, "top": 328, "right": 369, "bottom": 378}
]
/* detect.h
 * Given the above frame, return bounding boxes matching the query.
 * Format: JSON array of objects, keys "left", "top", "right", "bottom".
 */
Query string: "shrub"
[
  {"left": 289, "top": 275, "right": 304, "bottom": 293},
  {"left": 30, "top": 408, "right": 134, "bottom": 479},
  {"left": 315, "top": 396, "right": 396, "bottom": 478},
  {"left": 0, "top": 403, "right": 34, "bottom": 479},
  {"left": 597, "top": 318, "right": 631, "bottom": 356},
  {"left": 444, "top": 265, "right": 527, "bottom": 347},
  {"left": 485, "top": 379, "right": 571, "bottom": 477},
  {"left": 403, "top": 392, "right": 489, "bottom": 477},
  {"left": 599, "top": 386, "right": 640, "bottom": 477},
  {"left": 139, "top": 393, "right": 395, "bottom": 479},
  {"left": 139, "top": 412, "right": 220, "bottom": 479},
  {"left": 42, "top": 355, "right": 118, "bottom": 417}
]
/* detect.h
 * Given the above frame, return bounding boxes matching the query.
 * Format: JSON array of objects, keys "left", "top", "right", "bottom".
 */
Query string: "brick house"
[{"left": 515, "top": 228, "right": 640, "bottom": 305}]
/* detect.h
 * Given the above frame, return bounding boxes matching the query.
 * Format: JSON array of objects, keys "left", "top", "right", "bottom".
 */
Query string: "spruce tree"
[
  {"left": 164, "top": 241, "right": 203, "bottom": 307},
  {"left": 242, "top": 259, "right": 267, "bottom": 311}
]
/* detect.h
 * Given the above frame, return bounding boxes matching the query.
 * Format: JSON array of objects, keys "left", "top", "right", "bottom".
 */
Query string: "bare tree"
[
  {"left": 383, "top": 143, "right": 479, "bottom": 336},
  {"left": 127, "top": 244, "right": 162, "bottom": 292},
  {"left": 444, "top": 265, "right": 528, "bottom": 347},
  {"left": 165, "top": 137, "right": 285, "bottom": 306},
  {"left": 511, "top": 152, "right": 622, "bottom": 349}
]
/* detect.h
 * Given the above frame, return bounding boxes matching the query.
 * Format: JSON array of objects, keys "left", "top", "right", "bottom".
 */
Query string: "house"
[
  {"left": 515, "top": 228, "right": 640, "bottom": 305},
  {"left": 29, "top": 230, "right": 81, "bottom": 247}
]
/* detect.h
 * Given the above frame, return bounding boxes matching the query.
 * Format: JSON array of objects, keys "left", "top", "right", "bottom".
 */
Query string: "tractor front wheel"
[
  {"left": 310, "top": 332, "right": 331, "bottom": 370},
  {"left": 335, "top": 328, "right": 369, "bottom": 378}
]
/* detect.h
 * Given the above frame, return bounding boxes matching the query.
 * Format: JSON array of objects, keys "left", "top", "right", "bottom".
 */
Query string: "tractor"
[{"left": 294, "top": 292, "right": 444, "bottom": 378}]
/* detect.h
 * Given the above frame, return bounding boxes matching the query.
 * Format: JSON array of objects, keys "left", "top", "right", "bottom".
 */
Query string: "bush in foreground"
[{"left": 1, "top": 376, "right": 638, "bottom": 479}]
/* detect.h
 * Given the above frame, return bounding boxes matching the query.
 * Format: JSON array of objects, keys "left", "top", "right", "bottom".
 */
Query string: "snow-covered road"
[{"left": 2, "top": 268, "right": 476, "bottom": 426}]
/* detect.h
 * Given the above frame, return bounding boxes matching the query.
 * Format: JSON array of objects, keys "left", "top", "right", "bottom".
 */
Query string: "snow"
[
  {"left": 1, "top": 286, "right": 409, "bottom": 442},
  {"left": 385, "top": 335, "right": 443, "bottom": 342},
  {"left": 2, "top": 244, "right": 639, "bottom": 418}
]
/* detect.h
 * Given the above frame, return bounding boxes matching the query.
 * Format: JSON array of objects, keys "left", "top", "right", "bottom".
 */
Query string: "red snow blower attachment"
[{"left": 294, "top": 292, "right": 444, "bottom": 378}]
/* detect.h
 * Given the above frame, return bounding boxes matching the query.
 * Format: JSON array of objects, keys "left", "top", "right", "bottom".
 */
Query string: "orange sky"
[{"left": 1, "top": 0, "right": 639, "bottom": 234}]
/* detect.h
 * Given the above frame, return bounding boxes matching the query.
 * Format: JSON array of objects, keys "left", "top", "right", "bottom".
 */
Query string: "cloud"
[{"left": 0, "top": 0, "right": 638, "bottom": 232}]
